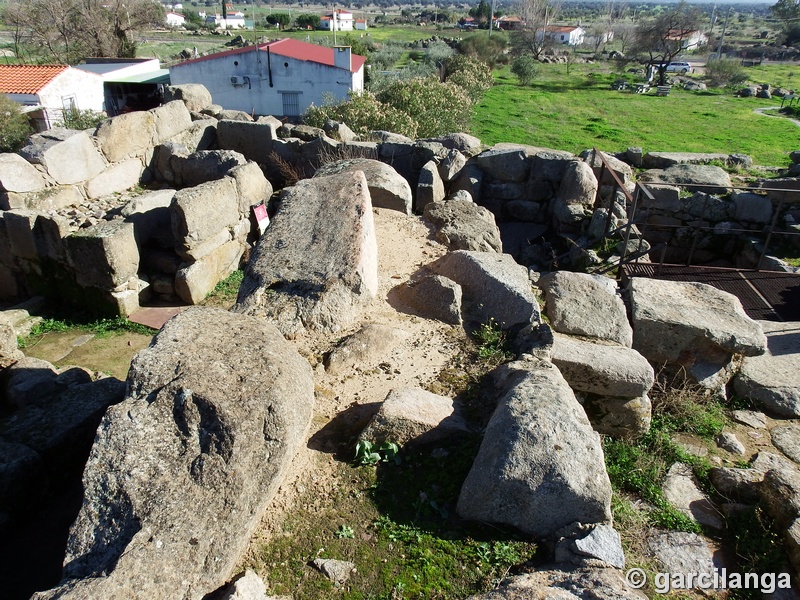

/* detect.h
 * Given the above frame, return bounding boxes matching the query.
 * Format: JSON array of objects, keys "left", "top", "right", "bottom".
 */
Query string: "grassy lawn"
[{"left": 471, "top": 64, "right": 800, "bottom": 168}]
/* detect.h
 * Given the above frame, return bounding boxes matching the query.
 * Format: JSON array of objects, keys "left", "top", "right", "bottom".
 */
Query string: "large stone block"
[
  {"left": 151, "top": 100, "right": 193, "bottom": 145},
  {"left": 32, "top": 307, "right": 314, "bottom": 599},
  {"left": 315, "top": 158, "right": 412, "bottom": 215},
  {"left": 476, "top": 148, "right": 529, "bottom": 183},
  {"left": 94, "top": 111, "right": 156, "bottom": 163},
  {"left": 551, "top": 334, "right": 654, "bottom": 397},
  {"left": 217, "top": 120, "right": 279, "bottom": 164},
  {"left": 0, "top": 153, "right": 47, "bottom": 193},
  {"left": 235, "top": 171, "right": 378, "bottom": 336},
  {"left": 163, "top": 84, "right": 213, "bottom": 112},
  {"left": 424, "top": 200, "right": 502, "bottom": 253},
  {"left": 21, "top": 130, "right": 106, "bottom": 185},
  {"left": 86, "top": 158, "right": 143, "bottom": 199},
  {"left": 457, "top": 359, "right": 612, "bottom": 537},
  {"left": 417, "top": 159, "right": 445, "bottom": 210},
  {"left": 429, "top": 250, "right": 539, "bottom": 329},
  {"left": 538, "top": 271, "right": 633, "bottom": 347},
  {"left": 3, "top": 209, "right": 38, "bottom": 262},
  {"left": 171, "top": 177, "right": 240, "bottom": 260},
  {"left": 121, "top": 189, "right": 177, "bottom": 248},
  {"left": 166, "top": 119, "right": 217, "bottom": 153},
  {"left": 65, "top": 220, "right": 139, "bottom": 288},
  {"left": 174, "top": 239, "right": 246, "bottom": 304},
  {"left": 228, "top": 162, "right": 273, "bottom": 215}
]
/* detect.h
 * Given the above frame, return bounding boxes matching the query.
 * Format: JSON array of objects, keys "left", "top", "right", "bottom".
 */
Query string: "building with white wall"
[
  {"left": 0, "top": 65, "right": 105, "bottom": 130},
  {"left": 76, "top": 58, "right": 169, "bottom": 115},
  {"left": 319, "top": 9, "right": 354, "bottom": 31},
  {"left": 540, "top": 25, "right": 586, "bottom": 46},
  {"left": 169, "top": 38, "right": 365, "bottom": 117},
  {"left": 166, "top": 11, "right": 186, "bottom": 27}
]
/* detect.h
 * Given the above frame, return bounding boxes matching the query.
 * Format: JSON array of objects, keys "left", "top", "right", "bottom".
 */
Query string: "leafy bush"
[
  {"left": 369, "top": 41, "right": 404, "bottom": 71},
  {"left": 444, "top": 54, "right": 494, "bottom": 102},
  {"left": 511, "top": 55, "right": 539, "bottom": 86},
  {"left": 63, "top": 108, "right": 107, "bottom": 130},
  {"left": 424, "top": 40, "right": 455, "bottom": 66},
  {"left": 376, "top": 77, "right": 473, "bottom": 137},
  {"left": 705, "top": 58, "right": 748, "bottom": 88},
  {"left": 304, "top": 91, "right": 419, "bottom": 138},
  {"left": 0, "top": 96, "right": 32, "bottom": 153},
  {"left": 457, "top": 31, "right": 509, "bottom": 68}
]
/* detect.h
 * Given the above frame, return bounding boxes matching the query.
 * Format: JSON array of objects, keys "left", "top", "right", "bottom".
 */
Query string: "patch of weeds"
[
  {"left": 354, "top": 440, "right": 401, "bottom": 466},
  {"left": 650, "top": 375, "right": 727, "bottom": 440},
  {"left": 335, "top": 524, "right": 355, "bottom": 539},
  {"left": 725, "top": 506, "right": 791, "bottom": 599},
  {"left": 18, "top": 316, "right": 153, "bottom": 348},
  {"left": 473, "top": 318, "right": 514, "bottom": 366},
  {"left": 203, "top": 269, "right": 244, "bottom": 305}
]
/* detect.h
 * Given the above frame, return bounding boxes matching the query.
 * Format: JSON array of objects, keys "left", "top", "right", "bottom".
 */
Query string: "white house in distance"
[
  {"left": 319, "top": 9, "right": 354, "bottom": 31},
  {"left": 169, "top": 38, "right": 366, "bottom": 117},
  {"left": 205, "top": 12, "right": 247, "bottom": 29},
  {"left": 540, "top": 25, "right": 586, "bottom": 46},
  {"left": 0, "top": 64, "right": 104, "bottom": 130},
  {"left": 668, "top": 29, "right": 708, "bottom": 49},
  {"left": 355, "top": 18, "right": 368, "bottom": 31},
  {"left": 166, "top": 11, "right": 186, "bottom": 27}
]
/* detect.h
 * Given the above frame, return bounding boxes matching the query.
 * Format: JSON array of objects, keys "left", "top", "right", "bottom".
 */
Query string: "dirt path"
[
  {"left": 753, "top": 105, "right": 800, "bottom": 127},
  {"left": 250, "top": 207, "right": 464, "bottom": 539}
]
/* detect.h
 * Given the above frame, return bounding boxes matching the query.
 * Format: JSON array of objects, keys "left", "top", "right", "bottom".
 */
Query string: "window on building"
[{"left": 281, "top": 92, "right": 301, "bottom": 117}]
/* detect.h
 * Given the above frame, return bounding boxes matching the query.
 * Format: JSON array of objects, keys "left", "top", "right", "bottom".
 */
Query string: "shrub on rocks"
[{"left": 305, "top": 92, "right": 418, "bottom": 139}]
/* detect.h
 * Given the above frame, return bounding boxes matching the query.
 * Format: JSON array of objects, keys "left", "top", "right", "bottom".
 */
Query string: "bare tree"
[
  {"left": 3, "top": 0, "right": 164, "bottom": 62},
  {"left": 510, "top": 0, "right": 563, "bottom": 60},
  {"left": 633, "top": 2, "right": 702, "bottom": 85}
]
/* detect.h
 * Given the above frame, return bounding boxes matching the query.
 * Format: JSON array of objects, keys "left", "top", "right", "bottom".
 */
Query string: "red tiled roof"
[
  {"left": 0, "top": 64, "right": 69, "bottom": 94},
  {"left": 546, "top": 25, "right": 581, "bottom": 33},
  {"left": 172, "top": 38, "right": 366, "bottom": 73}
]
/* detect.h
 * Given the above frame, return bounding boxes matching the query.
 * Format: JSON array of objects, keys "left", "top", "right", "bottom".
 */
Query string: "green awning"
[{"left": 106, "top": 69, "right": 170, "bottom": 84}]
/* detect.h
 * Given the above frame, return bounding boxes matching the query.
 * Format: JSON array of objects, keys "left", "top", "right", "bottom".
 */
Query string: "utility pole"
[
  {"left": 489, "top": 0, "right": 496, "bottom": 36},
  {"left": 715, "top": 7, "right": 731, "bottom": 60}
]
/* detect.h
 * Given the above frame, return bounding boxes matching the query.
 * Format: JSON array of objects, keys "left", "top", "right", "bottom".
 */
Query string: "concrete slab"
[{"left": 128, "top": 306, "right": 189, "bottom": 330}]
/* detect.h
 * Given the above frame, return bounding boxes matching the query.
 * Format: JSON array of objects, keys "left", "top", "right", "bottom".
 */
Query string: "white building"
[
  {"left": 76, "top": 58, "right": 169, "bottom": 115},
  {"left": 319, "top": 9, "right": 354, "bottom": 31},
  {"left": 355, "top": 18, "right": 368, "bottom": 31},
  {"left": 169, "top": 38, "right": 365, "bottom": 117},
  {"left": 0, "top": 64, "right": 104, "bottom": 130},
  {"left": 539, "top": 25, "right": 586, "bottom": 46},
  {"left": 166, "top": 12, "right": 186, "bottom": 27},
  {"left": 205, "top": 12, "right": 247, "bottom": 29}
]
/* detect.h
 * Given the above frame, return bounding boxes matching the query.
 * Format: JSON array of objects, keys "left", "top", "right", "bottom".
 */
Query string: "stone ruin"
[{"left": 1, "top": 83, "right": 800, "bottom": 598}]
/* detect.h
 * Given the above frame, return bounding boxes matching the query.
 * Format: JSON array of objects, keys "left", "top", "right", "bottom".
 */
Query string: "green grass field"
[{"left": 471, "top": 64, "right": 800, "bottom": 168}]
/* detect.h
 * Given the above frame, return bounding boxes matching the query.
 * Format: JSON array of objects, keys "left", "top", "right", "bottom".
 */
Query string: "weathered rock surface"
[
  {"left": 34, "top": 307, "right": 314, "bottom": 600},
  {"left": 538, "top": 271, "right": 632, "bottom": 347},
  {"left": 554, "top": 523, "right": 625, "bottom": 569},
  {"left": 465, "top": 568, "right": 646, "bottom": 599},
  {"left": 315, "top": 158, "right": 412, "bottom": 214},
  {"left": 423, "top": 200, "right": 502, "bottom": 253},
  {"left": 551, "top": 334, "right": 654, "bottom": 397},
  {"left": 360, "top": 388, "right": 469, "bottom": 447},
  {"left": 171, "top": 176, "right": 240, "bottom": 261},
  {"left": 638, "top": 164, "right": 732, "bottom": 195},
  {"left": 429, "top": 250, "right": 540, "bottom": 329},
  {"left": 734, "top": 321, "right": 800, "bottom": 417},
  {"left": 235, "top": 171, "right": 378, "bottom": 336},
  {"left": 457, "top": 360, "right": 612, "bottom": 537},
  {"left": 21, "top": 130, "right": 106, "bottom": 185},
  {"left": 581, "top": 392, "right": 652, "bottom": 439},
  {"left": 417, "top": 159, "right": 445, "bottom": 209},
  {"left": 85, "top": 158, "right": 143, "bottom": 199},
  {"left": 164, "top": 84, "right": 213, "bottom": 112},
  {"left": 662, "top": 463, "right": 724, "bottom": 529},
  {"left": 629, "top": 278, "right": 766, "bottom": 386},
  {"left": 324, "top": 323, "right": 409, "bottom": 376},
  {"left": 0, "top": 153, "right": 47, "bottom": 193},
  {"left": 716, "top": 431, "right": 746, "bottom": 455},
  {"left": 772, "top": 426, "right": 800, "bottom": 464},
  {"left": 65, "top": 220, "right": 139, "bottom": 288},
  {"left": 552, "top": 161, "right": 598, "bottom": 225},
  {"left": 311, "top": 559, "right": 355, "bottom": 585},
  {"left": 647, "top": 531, "right": 727, "bottom": 574},
  {"left": 394, "top": 274, "right": 462, "bottom": 325}
]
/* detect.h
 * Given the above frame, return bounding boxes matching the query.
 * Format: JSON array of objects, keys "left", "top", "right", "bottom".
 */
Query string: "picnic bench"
[
  {"left": 611, "top": 79, "right": 627, "bottom": 91},
  {"left": 655, "top": 85, "right": 671, "bottom": 97},
  {"left": 781, "top": 93, "right": 798, "bottom": 108},
  {"left": 634, "top": 83, "right": 651, "bottom": 94}
]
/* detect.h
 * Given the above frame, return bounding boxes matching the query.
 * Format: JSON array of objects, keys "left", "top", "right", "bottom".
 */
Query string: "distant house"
[
  {"left": 667, "top": 29, "right": 708, "bottom": 49},
  {"left": 166, "top": 12, "right": 185, "bottom": 27},
  {"left": 319, "top": 9, "right": 354, "bottom": 31},
  {"left": 205, "top": 12, "right": 247, "bottom": 29},
  {"left": 169, "top": 38, "right": 366, "bottom": 117},
  {"left": 355, "top": 18, "right": 368, "bottom": 31},
  {"left": 540, "top": 25, "right": 585, "bottom": 46},
  {"left": 75, "top": 58, "right": 170, "bottom": 116},
  {"left": 493, "top": 16, "right": 524, "bottom": 30},
  {"left": 0, "top": 65, "right": 104, "bottom": 130}
]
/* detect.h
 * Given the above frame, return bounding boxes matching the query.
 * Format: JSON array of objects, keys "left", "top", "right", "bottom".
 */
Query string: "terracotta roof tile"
[{"left": 0, "top": 64, "right": 69, "bottom": 94}]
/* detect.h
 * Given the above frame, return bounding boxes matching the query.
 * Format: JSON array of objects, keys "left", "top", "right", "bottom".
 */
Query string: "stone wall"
[{"left": 0, "top": 99, "right": 270, "bottom": 316}]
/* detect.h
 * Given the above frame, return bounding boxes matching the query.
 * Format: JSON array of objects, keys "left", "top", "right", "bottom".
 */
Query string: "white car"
[{"left": 665, "top": 61, "right": 692, "bottom": 74}]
